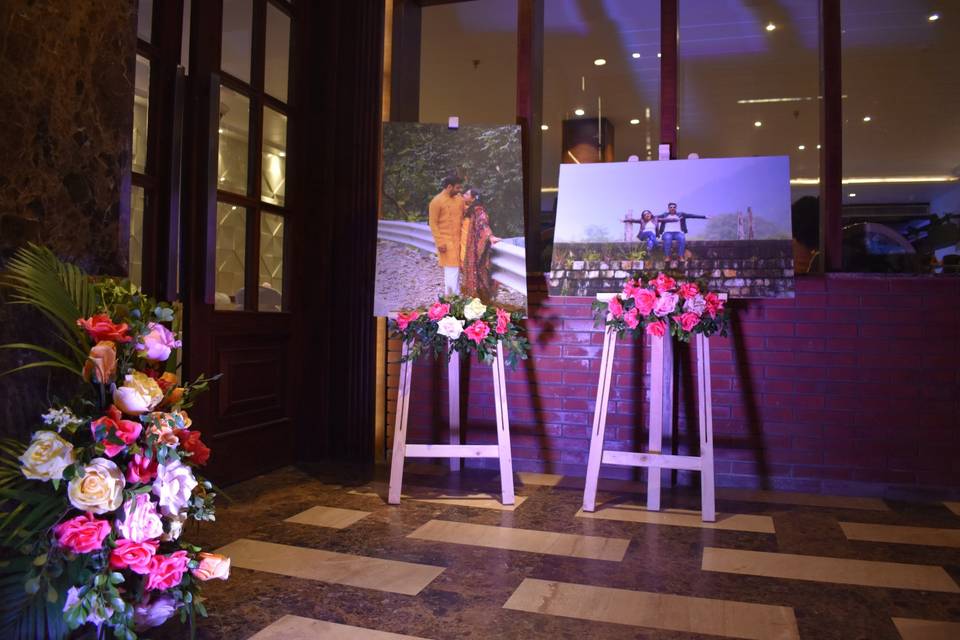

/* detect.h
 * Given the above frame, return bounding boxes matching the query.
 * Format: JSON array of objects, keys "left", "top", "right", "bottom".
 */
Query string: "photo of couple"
[
  {"left": 375, "top": 123, "right": 528, "bottom": 316},
  {"left": 633, "top": 203, "right": 709, "bottom": 261}
]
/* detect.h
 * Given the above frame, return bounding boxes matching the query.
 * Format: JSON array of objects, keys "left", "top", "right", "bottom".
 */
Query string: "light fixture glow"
[
  {"left": 218, "top": 128, "right": 224, "bottom": 134},
  {"left": 657, "top": 52, "right": 662, "bottom": 58},
  {"left": 593, "top": 58, "right": 606, "bottom": 66},
  {"left": 574, "top": 108, "right": 585, "bottom": 116},
  {"left": 863, "top": 115, "right": 872, "bottom": 122},
  {"left": 277, "top": 151, "right": 286, "bottom": 157},
  {"left": 790, "top": 175, "right": 959, "bottom": 186},
  {"left": 817, "top": 144, "right": 822, "bottom": 149},
  {"left": 849, "top": 193, "right": 857, "bottom": 197},
  {"left": 631, "top": 52, "right": 641, "bottom": 59},
  {"left": 798, "top": 145, "right": 806, "bottom": 150},
  {"left": 928, "top": 13, "right": 940, "bottom": 22},
  {"left": 630, "top": 118, "right": 640, "bottom": 125},
  {"left": 540, "top": 124, "right": 549, "bottom": 131},
  {"left": 754, "top": 120, "right": 763, "bottom": 127},
  {"left": 765, "top": 22, "right": 777, "bottom": 32}
]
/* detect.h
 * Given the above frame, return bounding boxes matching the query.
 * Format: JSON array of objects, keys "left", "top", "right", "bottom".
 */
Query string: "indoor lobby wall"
[{"left": 0, "top": 1, "right": 136, "bottom": 437}]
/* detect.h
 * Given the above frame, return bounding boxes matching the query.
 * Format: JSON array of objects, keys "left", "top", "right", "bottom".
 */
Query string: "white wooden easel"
[
  {"left": 582, "top": 294, "right": 716, "bottom": 521},
  {"left": 388, "top": 340, "right": 515, "bottom": 505}
]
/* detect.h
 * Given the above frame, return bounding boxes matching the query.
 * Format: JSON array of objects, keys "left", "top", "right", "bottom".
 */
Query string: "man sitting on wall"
[
  {"left": 657, "top": 202, "right": 707, "bottom": 261},
  {"left": 429, "top": 174, "right": 466, "bottom": 294}
]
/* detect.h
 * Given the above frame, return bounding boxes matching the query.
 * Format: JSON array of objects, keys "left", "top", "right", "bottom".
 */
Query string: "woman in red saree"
[{"left": 460, "top": 188, "right": 501, "bottom": 301}]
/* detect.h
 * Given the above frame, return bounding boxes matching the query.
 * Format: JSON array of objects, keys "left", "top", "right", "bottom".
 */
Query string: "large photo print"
[
  {"left": 375, "top": 123, "right": 528, "bottom": 316},
  {"left": 549, "top": 156, "right": 795, "bottom": 298}
]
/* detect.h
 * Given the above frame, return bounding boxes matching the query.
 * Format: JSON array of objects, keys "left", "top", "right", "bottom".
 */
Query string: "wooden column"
[
  {"left": 819, "top": 0, "right": 843, "bottom": 272},
  {"left": 660, "top": 0, "right": 679, "bottom": 158},
  {"left": 389, "top": 0, "right": 421, "bottom": 122},
  {"left": 517, "top": 0, "right": 543, "bottom": 273}
]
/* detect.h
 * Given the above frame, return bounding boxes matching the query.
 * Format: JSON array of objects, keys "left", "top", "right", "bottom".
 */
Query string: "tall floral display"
[{"left": 0, "top": 245, "right": 225, "bottom": 639}]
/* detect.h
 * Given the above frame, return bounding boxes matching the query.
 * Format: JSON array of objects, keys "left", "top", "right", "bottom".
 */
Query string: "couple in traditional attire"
[{"left": 428, "top": 174, "right": 501, "bottom": 300}]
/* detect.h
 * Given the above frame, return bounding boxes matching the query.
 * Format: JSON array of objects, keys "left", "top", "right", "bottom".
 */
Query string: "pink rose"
[
  {"left": 427, "top": 302, "right": 450, "bottom": 321},
  {"left": 136, "top": 323, "right": 181, "bottom": 362},
  {"left": 634, "top": 288, "right": 657, "bottom": 315},
  {"left": 91, "top": 405, "right": 142, "bottom": 457},
  {"left": 646, "top": 320, "right": 667, "bottom": 338},
  {"left": 624, "top": 308, "right": 640, "bottom": 330},
  {"left": 464, "top": 320, "right": 491, "bottom": 344},
  {"left": 396, "top": 311, "right": 419, "bottom": 330},
  {"left": 126, "top": 453, "right": 158, "bottom": 484},
  {"left": 116, "top": 493, "right": 164, "bottom": 543},
  {"left": 192, "top": 552, "right": 231, "bottom": 581},
  {"left": 676, "top": 312, "right": 700, "bottom": 332},
  {"left": 54, "top": 513, "right": 111, "bottom": 554},
  {"left": 110, "top": 539, "right": 158, "bottom": 575},
  {"left": 649, "top": 273, "right": 677, "bottom": 293},
  {"left": 705, "top": 292, "right": 724, "bottom": 319},
  {"left": 607, "top": 295, "right": 624, "bottom": 319},
  {"left": 146, "top": 550, "right": 190, "bottom": 591},
  {"left": 678, "top": 282, "right": 699, "bottom": 299},
  {"left": 622, "top": 279, "right": 641, "bottom": 299},
  {"left": 495, "top": 308, "right": 510, "bottom": 335},
  {"left": 653, "top": 292, "right": 679, "bottom": 317}
]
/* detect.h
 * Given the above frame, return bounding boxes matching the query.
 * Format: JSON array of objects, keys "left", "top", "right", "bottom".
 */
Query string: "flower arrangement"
[
  {"left": 0, "top": 245, "right": 223, "bottom": 640},
  {"left": 389, "top": 295, "right": 530, "bottom": 366},
  {"left": 592, "top": 272, "right": 729, "bottom": 341}
]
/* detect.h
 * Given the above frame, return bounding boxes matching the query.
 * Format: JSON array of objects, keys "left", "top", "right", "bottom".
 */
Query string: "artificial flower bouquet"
[
  {"left": 593, "top": 272, "right": 729, "bottom": 341},
  {"left": 389, "top": 295, "right": 530, "bottom": 366},
  {"left": 0, "top": 245, "right": 223, "bottom": 639}
]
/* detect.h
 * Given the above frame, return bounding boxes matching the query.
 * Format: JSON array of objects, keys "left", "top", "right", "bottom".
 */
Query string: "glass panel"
[
  {"left": 215, "top": 203, "right": 247, "bottom": 311},
  {"left": 137, "top": 0, "right": 153, "bottom": 42},
  {"left": 217, "top": 86, "right": 250, "bottom": 195},
  {"left": 258, "top": 213, "right": 285, "bottom": 311},
  {"left": 129, "top": 186, "right": 145, "bottom": 288},
  {"left": 181, "top": 0, "right": 191, "bottom": 73},
  {"left": 841, "top": 0, "right": 960, "bottom": 273},
  {"left": 265, "top": 3, "right": 291, "bottom": 102},
  {"left": 133, "top": 55, "right": 150, "bottom": 174},
  {"left": 221, "top": 0, "right": 253, "bottom": 83},
  {"left": 261, "top": 108, "right": 287, "bottom": 205}
]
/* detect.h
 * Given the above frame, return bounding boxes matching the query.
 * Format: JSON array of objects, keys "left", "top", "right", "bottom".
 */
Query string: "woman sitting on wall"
[{"left": 460, "top": 188, "right": 501, "bottom": 301}]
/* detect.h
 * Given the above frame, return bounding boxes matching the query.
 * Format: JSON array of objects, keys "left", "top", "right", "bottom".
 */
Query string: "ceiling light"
[
  {"left": 630, "top": 118, "right": 640, "bottom": 125},
  {"left": 593, "top": 58, "right": 606, "bottom": 66},
  {"left": 862, "top": 115, "right": 872, "bottom": 122},
  {"left": 540, "top": 124, "right": 549, "bottom": 131},
  {"left": 928, "top": 13, "right": 940, "bottom": 22},
  {"left": 231, "top": 205, "right": 237, "bottom": 210},
  {"left": 277, "top": 151, "right": 286, "bottom": 157},
  {"left": 574, "top": 108, "right": 585, "bottom": 116},
  {"left": 754, "top": 121, "right": 762, "bottom": 127},
  {"left": 817, "top": 144, "right": 822, "bottom": 149},
  {"left": 849, "top": 193, "right": 857, "bottom": 197},
  {"left": 631, "top": 52, "right": 641, "bottom": 59},
  {"left": 790, "top": 175, "right": 959, "bottom": 186},
  {"left": 656, "top": 52, "right": 662, "bottom": 58},
  {"left": 218, "top": 128, "right": 224, "bottom": 134},
  {"left": 765, "top": 22, "right": 777, "bottom": 32},
  {"left": 798, "top": 144, "right": 805, "bottom": 150}
]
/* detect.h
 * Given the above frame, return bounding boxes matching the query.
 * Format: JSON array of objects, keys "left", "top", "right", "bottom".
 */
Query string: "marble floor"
[{"left": 155, "top": 464, "right": 960, "bottom": 639}]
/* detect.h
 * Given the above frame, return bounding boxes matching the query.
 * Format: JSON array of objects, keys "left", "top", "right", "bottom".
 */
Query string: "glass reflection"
[
  {"left": 261, "top": 108, "right": 287, "bottom": 206},
  {"left": 258, "top": 213, "right": 285, "bottom": 311},
  {"left": 217, "top": 86, "right": 250, "bottom": 195},
  {"left": 215, "top": 203, "right": 247, "bottom": 311},
  {"left": 265, "top": 4, "right": 291, "bottom": 102},
  {"left": 129, "top": 186, "right": 145, "bottom": 288},
  {"left": 221, "top": 0, "right": 253, "bottom": 83},
  {"left": 133, "top": 55, "right": 150, "bottom": 174},
  {"left": 137, "top": 0, "right": 153, "bottom": 42}
]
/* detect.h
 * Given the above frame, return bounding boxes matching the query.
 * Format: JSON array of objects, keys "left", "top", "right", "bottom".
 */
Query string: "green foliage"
[{"left": 382, "top": 123, "right": 525, "bottom": 237}]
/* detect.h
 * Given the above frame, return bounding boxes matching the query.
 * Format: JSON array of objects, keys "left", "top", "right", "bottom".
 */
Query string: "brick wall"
[{"left": 387, "top": 275, "right": 960, "bottom": 497}]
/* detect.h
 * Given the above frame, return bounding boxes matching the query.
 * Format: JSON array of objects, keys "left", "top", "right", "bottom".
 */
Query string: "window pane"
[
  {"left": 261, "top": 107, "right": 287, "bottom": 205},
  {"left": 265, "top": 3, "right": 291, "bottom": 102},
  {"left": 221, "top": 0, "right": 253, "bottom": 83},
  {"left": 215, "top": 203, "right": 247, "bottom": 311},
  {"left": 129, "top": 186, "right": 146, "bottom": 288},
  {"left": 181, "top": 0, "right": 191, "bottom": 73},
  {"left": 217, "top": 86, "right": 250, "bottom": 195},
  {"left": 259, "top": 213, "right": 285, "bottom": 311},
  {"left": 133, "top": 55, "right": 150, "bottom": 174},
  {"left": 137, "top": 0, "right": 153, "bottom": 42},
  {"left": 841, "top": 0, "right": 960, "bottom": 273}
]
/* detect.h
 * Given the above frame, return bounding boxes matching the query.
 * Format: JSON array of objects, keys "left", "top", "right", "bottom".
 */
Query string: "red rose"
[
  {"left": 77, "top": 314, "right": 132, "bottom": 343},
  {"left": 646, "top": 320, "right": 667, "bottom": 337},
  {"left": 704, "top": 292, "right": 724, "bottom": 319},
  {"left": 678, "top": 282, "right": 699, "bottom": 299},
  {"left": 607, "top": 295, "right": 624, "bottom": 319},
  {"left": 396, "top": 311, "right": 420, "bottom": 330},
  {"left": 624, "top": 308, "right": 640, "bottom": 330},
  {"left": 175, "top": 429, "right": 211, "bottom": 466},
  {"left": 110, "top": 539, "right": 158, "bottom": 575},
  {"left": 91, "top": 405, "right": 143, "bottom": 457},
  {"left": 495, "top": 308, "right": 510, "bottom": 335},
  {"left": 464, "top": 320, "right": 491, "bottom": 344}
]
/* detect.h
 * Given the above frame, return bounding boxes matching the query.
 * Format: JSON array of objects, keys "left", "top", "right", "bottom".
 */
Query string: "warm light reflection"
[
  {"left": 765, "top": 22, "right": 777, "bottom": 32},
  {"left": 798, "top": 145, "right": 806, "bottom": 150},
  {"left": 631, "top": 52, "right": 641, "bottom": 59},
  {"left": 928, "top": 13, "right": 940, "bottom": 22},
  {"left": 790, "top": 176, "right": 959, "bottom": 185},
  {"left": 754, "top": 121, "right": 762, "bottom": 127},
  {"left": 541, "top": 124, "right": 549, "bottom": 130},
  {"left": 574, "top": 108, "right": 585, "bottom": 116},
  {"left": 593, "top": 58, "right": 606, "bottom": 66},
  {"left": 629, "top": 118, "right": 640, "bottom": 125}
]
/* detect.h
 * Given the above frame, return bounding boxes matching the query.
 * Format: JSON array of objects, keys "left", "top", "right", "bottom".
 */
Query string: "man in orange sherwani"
[{"left": 428, "top": 175, "right": 465, "bottom": 294}]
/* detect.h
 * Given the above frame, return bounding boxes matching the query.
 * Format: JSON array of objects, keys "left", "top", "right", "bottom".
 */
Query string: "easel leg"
[
  {"left": 492, "top": 342, "right": 515, "bottom": 505},
  {"left": 647, "top": 334, "right": 665, "bottom": 512},
  {"left": 388, "top": 346, "right": 413, "bottom": 505},
  {"left": 448, "top": 348, "right": 461, "bottom": 472},
  {"left": 583, "top": 326, "right": 618, "bottom": 512},
  {"left": 697, "top": 334, "right": 716, "bottom": 522}
]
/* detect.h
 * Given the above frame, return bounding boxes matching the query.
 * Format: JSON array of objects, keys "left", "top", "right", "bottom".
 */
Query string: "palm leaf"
[{"left": 0, "top": 555, "right": 69, "bottom": 640}]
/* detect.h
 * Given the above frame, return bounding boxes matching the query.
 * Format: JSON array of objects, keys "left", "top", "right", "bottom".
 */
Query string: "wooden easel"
[
  {"left": 582, "top": 294, "right": 716, "bottom": 521},
  {"left": 388, "top": 340, "right": 515, "bottom": 505}
]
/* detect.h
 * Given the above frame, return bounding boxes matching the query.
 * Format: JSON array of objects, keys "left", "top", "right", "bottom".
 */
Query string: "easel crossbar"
[
  {"left": 601, "top": 450, "right": 703, "bottom": 471},
  {"left": 405, "top": 444, "right": 500, "bottom": 458}
]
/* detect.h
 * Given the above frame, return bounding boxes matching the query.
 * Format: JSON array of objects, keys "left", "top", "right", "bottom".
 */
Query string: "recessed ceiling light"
[
  {"left": 593, "top": 58, "right": 606, "bottom": 66},
  {"left": 754, "top": 120, "right": 763, "bottom": 127},
  {"left": 765, "top": 22, "right": 777, "bottom": 32},
  {"left": 630, "top": 118, "right": 640, "bottom": 125},
  {"left": 657, "top": 52, "right": 662, "bottom": 58},
  {"left": 278, "top": 151, "right": 286, "bottom": 157},
  {"left": 631, "top": 52, "right": 641, "bottom": 59},
  {"left": 218, "top": 128, "right": 224, "bottom": 134},
  {"left": 574, "top": 108, "right": 585, "bottom": 116},
  {"left": 862, "top": 115, "right": 872, "bottom": 122},
  {"left": 540, "top": 124, "right": 549, "bottom": 131},
  {"left": 928, "top": 13, "right": 940, "bottom": 22},
  {"left": 849, "top": 192, "right": 857, "bottom": 197},
  {"left": 816, "top": 144, "right": 822, "bottom": 149},
  {"left": 798, "top": 144, "right": 806, "bottom": 150}
]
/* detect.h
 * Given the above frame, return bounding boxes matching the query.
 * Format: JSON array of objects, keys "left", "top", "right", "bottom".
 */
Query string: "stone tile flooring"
[{"left": 154, "top": 465, "right": 960, "bottom": 639}]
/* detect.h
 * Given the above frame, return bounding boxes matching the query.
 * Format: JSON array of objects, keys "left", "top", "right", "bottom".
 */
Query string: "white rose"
[
  {"left": 152, "top": 460, "right": 197, "bottom": 517},
  {"left": 436, "top": 316, "right": 465, "bottom": 340},
  {"left": 683, "top": 294, "right": 707, "bottom": 316},
  {"left": 67, "top": 458, "right": 125, "bottom": 514},
  {"left": 20, "top": 430, "right": 75, "bottom": 481},
  {"left": 463, "top": 297, "right": 487, "bottom": 320}
]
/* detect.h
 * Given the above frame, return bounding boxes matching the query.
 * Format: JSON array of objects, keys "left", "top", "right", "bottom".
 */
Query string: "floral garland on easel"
[
  {"left": 593, "top": 272, "right": 729, "bottom": 341},
  {"left": 388, "top": 295, "right": 530, "bottom": 367}
]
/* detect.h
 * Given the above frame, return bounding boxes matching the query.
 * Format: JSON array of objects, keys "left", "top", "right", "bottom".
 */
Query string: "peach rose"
[
  {"left": 54, "top": 513, "right": 111, "bottom": 553},
  {"left": 145, "top": 550, "right": 190, "bottom": 591},
  {"left": 191, "top": 552, "right": 231, "bottom": 581},
  {"left": 110, "top": 539, "right": 158, "bottom": 575},
  {"left": 67, "top": 457, "right": 125, "bottom": 514},
  {"left": 82, "top": 341, "right": 117, "bottom": 384}
]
